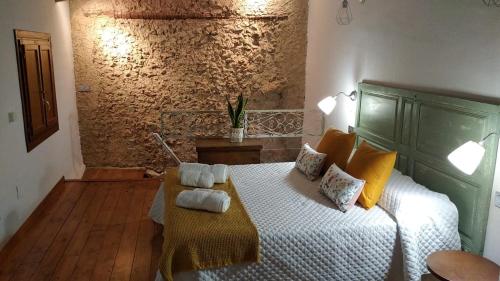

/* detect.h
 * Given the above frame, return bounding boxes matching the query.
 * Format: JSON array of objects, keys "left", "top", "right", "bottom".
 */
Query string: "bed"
[
  {"left": 150, "top": 82, "right": 500, "bottom": 281},
  {"left": 150, "top": 162, "right": 460, "bottom": 281}
]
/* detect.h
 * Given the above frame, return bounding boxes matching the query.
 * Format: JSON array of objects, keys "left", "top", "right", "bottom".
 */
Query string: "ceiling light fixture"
[
  {"left": 336, "top": 0, "right": 353, "bottom": 25},
  {"left": 482, "top": 0, "right": 500, "bottom": 7}
]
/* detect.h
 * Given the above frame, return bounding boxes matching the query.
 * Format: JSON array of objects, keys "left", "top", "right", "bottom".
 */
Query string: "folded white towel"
[
  {"left": 179, "top": 162, "right": 211, "bottom": 173},
  {"left": 210, "top": 164, "right": 229, "bottom": 184},
  {"left": 178, "top": 162, "right": 229, "bottom": 184},
  {"left": 180, "top": 170, "right": 214, "bottom": 189},
  {"left": 176, "top": 188, "right": 231, "bottom": 213}
]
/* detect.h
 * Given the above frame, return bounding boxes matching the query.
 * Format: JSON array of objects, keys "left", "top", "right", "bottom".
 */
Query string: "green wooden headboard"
[{"left": 355, "top": 83, "right": 500, "bottom": 254}]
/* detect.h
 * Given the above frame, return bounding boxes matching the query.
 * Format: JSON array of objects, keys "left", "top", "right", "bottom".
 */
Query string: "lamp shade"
[
  {"left": 447, "top": 141, "right": 485, "bottom": 175},
  {"left": 318, "top": 96, "right": 337, "bottom": 115}
]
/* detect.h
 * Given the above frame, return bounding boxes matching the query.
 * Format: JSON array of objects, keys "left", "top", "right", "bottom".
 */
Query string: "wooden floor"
[
  {"left": 0, "top": 168, "right": 440, "bottom": 281},
  {"left": 0, "top": 169, "right": 163, "bottom": 281}
]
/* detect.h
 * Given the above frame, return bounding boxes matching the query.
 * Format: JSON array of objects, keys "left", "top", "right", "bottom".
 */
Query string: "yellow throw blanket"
[{"left": 159, "top": 168, "right": 260, "bottom": 281}]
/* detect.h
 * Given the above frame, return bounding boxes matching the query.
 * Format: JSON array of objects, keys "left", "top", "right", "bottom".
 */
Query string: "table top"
[
  {"left": 195, "top": 138, "right": 263, "bottom": 152},
  {"left": 427, "top": 250, "right": 500, "bottom": 281}
]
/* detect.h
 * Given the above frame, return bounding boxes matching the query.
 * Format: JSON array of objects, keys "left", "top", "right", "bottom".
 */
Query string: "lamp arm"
[
  {"left": 479, "top": 132, "right": 498, "bottom": 145},
  {"left": 337, "top": 90, "right": 357, "bottom": 101}
]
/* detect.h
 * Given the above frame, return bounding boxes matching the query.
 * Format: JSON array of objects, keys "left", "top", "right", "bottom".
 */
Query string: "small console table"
[{"left": 196, "top": 138, "right": 263, "bottom": 165}]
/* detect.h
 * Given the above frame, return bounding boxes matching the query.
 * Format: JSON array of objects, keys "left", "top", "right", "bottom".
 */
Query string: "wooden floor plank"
[
  {"left": 110, "top": 185, "right": 149, "bottom": 281},
  {"left": 0, "top": 169, "right": 162, "bottom": 281},
  {"left": 48, "top": 186, "right": 102, "bottom": 281},
  {"left": 149, "top": 223, "right": 164, "bottom": 281},
  {"left": 90, "top": 224, "right": 126, "bottom": 281},
  {"left": 0, "top": 178, "right": 65, "bottom": 266},
  {"left": 144, "top": 183, "right": 163, "bottom": 281},
  {"left": 64, "top": 185, "right": 109, "bottom": 257},
  {"left": 31, "top": 183, "right": 99, "bottom": 281},
  {"left": 91, "top": 185, "right": 136, "bottom": 281},
  {"left": 0, "top": 183, "right": 85, "bottom": 281},
  {"left": 0, "top": 182, "right": 74, "bottom": 280},
  {"left": 50, "top": 185, "right": 109, "bottom": 281},
  {"left": 55, "top": 183, "right": 128, "bottom": 281},
  {"left": 131, "top": 185, "right": 160, "bottom": 281},
  {"left": 69, "top": 186, "right": 122, "bottom": 281},
  {"left": 130, "top": 219, "right": 154, "bottom": 281},
  {"left": 50, "top": 255, "right": 79, "bottom": 281},
  {"left": 141, "top": 186, "right": 157, "bottom": 220},
  {"left": 69, "top": 229, "right": 107, "bottom": 281},
  {"left": 92, "top": 186, "right": 123, "bottom": 231}
]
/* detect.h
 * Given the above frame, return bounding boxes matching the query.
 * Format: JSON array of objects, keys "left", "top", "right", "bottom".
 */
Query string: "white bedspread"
[
  {"left": 151, "top": 162, "right": 460, "bottom": 281},
  {"left": 378, "top": 170, "right": 461, "bottom": 281}
]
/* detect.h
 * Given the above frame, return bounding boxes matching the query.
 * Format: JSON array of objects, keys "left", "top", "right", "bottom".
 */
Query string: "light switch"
[
  {"left": 77, "top": 84, "right": 91, "bottom": 92},
  {"left": 8, "top": 112, "right": 15, "bottom": 123},
  {"left": 496, "top": 191, "right": 500, "bottom": 208}
]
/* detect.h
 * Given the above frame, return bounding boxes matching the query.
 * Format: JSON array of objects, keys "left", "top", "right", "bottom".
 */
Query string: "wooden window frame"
[{"left": 14, "top": 30, "right": 59, "bottom": 152}]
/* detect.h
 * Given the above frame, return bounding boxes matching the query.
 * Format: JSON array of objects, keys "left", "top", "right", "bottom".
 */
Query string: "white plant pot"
[{"left": 230, "top": 128, "right": 244, "bottom": 143}]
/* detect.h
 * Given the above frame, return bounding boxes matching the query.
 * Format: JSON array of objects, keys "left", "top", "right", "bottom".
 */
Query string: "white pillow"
[
  {"left": 295, "top": 143, "right": 327, "bottom": 181},
  {"left": 320, "top": 164, "right": 365, "bottom": 212}
]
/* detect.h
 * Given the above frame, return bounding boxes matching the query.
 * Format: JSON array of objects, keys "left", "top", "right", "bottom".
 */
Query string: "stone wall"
[{"left": 70, "top": 0, "right": 308, "bottom": 171}]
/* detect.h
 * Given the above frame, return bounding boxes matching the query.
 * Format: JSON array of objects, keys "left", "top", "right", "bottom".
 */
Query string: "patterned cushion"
[
  {"left": 320, "top": 164, "right": 366, "bottom": 212},
  {"left": 295, "top": 143, "right": 327, "bottom": 181}
]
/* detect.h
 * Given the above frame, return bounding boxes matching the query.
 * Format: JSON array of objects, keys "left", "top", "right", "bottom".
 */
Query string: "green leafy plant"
[{"left": 226, "top": 94, "right": 249, "bottom": 128}]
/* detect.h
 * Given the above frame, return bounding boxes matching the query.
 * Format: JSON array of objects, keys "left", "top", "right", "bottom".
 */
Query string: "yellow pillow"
[
  {"left": 346, "top": 141, "right": 397, "bottom": 209},
  {"left": 316, "top": 128, "right": 356, "bottom": 172}
]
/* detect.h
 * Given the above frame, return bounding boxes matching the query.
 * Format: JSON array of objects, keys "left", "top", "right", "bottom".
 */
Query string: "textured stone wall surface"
[{"left": 70, "top": 0, "right": 308, "bottom": 171}]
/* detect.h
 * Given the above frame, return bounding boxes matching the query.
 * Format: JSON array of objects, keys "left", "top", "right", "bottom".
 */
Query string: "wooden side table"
[
  {"left": 427, "top": 250, "right": 500, "bottom": 281},
  {"left": 196, "top": 138, "right": 263, "bottom": 165}
]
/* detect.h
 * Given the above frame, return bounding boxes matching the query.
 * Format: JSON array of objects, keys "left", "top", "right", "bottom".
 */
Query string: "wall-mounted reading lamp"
[
  {"left": 447, "top": 132, "right": 497, "bottom": 175},
  {"left": 316, "top": 91, "right": 357, "bottom": 135},
  {"left": 317, "top": 91, "right": 357, "bottom": 115}
]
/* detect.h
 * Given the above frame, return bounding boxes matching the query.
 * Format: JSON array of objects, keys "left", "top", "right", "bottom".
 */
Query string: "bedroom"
[{"left": 0, "top": 0, "right": 499, "bottom": 280}]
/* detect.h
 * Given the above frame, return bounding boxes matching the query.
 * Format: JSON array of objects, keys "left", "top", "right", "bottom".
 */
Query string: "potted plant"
[{"left": 226, "top": 94, "right": 248, "bottom": 143}]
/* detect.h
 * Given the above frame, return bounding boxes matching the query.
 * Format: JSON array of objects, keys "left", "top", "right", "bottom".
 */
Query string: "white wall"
[
  {"left": 0, "top": 0, "right": 84, "bottom": 249},
  {"left": 305, "top": 0, "right": 500, "bottom": 263}
]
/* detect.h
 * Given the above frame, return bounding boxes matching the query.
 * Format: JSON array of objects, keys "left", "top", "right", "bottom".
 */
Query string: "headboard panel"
[{"left": 355, "top": 83, "right": 500, "bottom": 254}]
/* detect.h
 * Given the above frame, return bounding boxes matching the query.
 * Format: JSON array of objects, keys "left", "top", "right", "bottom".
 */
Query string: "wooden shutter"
[
  {"left": 15, "top": 30, "right": 59, "bottom": 152},
  {"left": 22, "top": 43, "right": 46, "bottom": 138},
  {"left": 39, "top": 41, "right": 58, "bottom": 128}
]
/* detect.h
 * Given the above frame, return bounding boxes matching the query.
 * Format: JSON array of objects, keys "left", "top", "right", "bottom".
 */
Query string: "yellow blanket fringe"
[{"left": 159, "top": 168, "right": 260, "bottom": 281}]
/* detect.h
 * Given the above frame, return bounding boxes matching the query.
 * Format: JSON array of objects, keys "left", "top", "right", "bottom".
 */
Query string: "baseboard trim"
[{"left": 0, "top": 176, "right": 65, "bottom": 264}]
